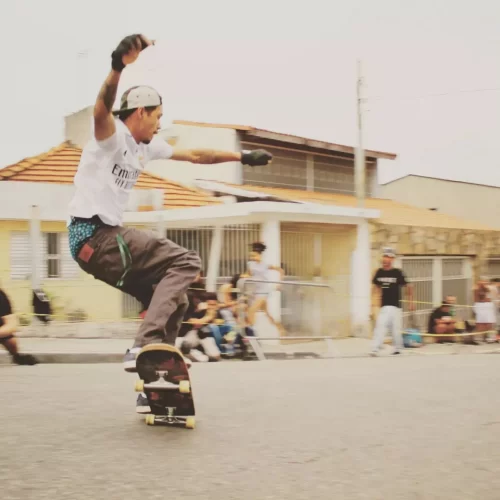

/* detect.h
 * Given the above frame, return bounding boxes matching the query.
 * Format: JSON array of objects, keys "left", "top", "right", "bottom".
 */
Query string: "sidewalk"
[{"left": 1, "top": 336, "right": 499, "bottom": 365}]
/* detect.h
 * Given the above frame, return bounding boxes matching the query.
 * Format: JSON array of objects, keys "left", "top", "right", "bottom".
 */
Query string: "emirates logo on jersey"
[{"left": 112, "top": 163, "right": 139, "bottom": 190}]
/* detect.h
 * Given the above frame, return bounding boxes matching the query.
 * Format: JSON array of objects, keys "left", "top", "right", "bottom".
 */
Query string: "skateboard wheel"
[
  {"left": 185, "top": 417, "right": 195, "bottom": 429},
  {"left": 145, "top": 414, "right": 155, "bottom": 426},
  {"left": 179, "top": 380, "right": 190, "bottom": 394},
  {"left": 134, "top": 380, "right": 145, "bottom": 392}
]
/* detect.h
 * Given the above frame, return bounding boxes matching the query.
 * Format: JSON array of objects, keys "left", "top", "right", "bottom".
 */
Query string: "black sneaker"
[
  {"left": 136, "top": 393, "right": 151, "bottom": 414},
  {"left": 13, "top": 353, "right": 39, "bottom": 365}
]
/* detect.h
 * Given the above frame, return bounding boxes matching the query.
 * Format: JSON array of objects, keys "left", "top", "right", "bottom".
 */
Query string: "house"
[
  {"left": 2, "top": 111, "right": 500, "bottom": 338},
  {"left": 97, "top": 116, "right": 500, "bottom": 330},
  {"left": 378, "top": 174, "right": 500, "bottom": 230},
  {"left": 0, "top": 142, "right": 219, "bottom": 323}
]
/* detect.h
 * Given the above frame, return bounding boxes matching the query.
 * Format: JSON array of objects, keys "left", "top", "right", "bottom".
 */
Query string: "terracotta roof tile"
[
  {"left": 216, "top": 182, "right": 496, "bottom": 231},
  {"left": 0, "top": 141, "right": 220, "bottom": 210}
]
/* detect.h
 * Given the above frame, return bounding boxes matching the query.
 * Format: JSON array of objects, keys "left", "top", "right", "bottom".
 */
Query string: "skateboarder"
[
  {"left": 0, "top": 287, "right": 38, "bottom": 365},
  {"left": 67, "top": 34, "right": 273, "bottom": 393}
]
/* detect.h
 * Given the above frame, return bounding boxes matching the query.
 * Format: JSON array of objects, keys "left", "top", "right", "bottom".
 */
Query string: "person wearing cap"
[
  {"left": 370, "top": 247, "right": 414, "bottom": 356},
  {"left": 67, "top": 34, "right": 273, "bottom": 412}
]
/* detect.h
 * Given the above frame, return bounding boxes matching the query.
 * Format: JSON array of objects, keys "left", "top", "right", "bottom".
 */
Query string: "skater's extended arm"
[
  {"left": 171, "top": 148, "right": 272, "bottom": 166},
  {"left": 171, "top": 149, "right": 241, "bottom": 164},
  {"left": 94, "top": 34, "right": 154, "bottom": 141}
]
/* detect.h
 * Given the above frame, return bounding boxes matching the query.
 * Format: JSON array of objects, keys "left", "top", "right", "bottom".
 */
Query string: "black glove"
[
  {"left": 111, "top": 34, "right": 149, "bottom": 72},
  {"left": 241, "top": 149, "right": 272, "bottom": 167}
]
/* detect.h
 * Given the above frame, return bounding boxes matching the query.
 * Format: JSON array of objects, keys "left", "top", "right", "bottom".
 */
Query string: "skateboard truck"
[
  {"left": 145, "top": 413, "right": 195, "bottom": 428},
  {"left": 134, "top": 378, "right": 191, "bottom": 394}
]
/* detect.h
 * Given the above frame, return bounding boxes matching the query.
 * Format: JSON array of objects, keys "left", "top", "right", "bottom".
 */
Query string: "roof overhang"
[
  {"left": 0, "top": 180, "right": 380, "bottom": 226},
  {"left": 240, "top": 129, "right": 397, "bottom": 160},
  {"left": 124, "top": 200, "right": 380, "bottom": 228},
  {"left": 170, "top": 120, "right": 397, "bottom": 160}
]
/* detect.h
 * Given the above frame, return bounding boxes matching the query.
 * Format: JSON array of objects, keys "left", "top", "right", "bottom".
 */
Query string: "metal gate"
[{"left": 399, "top": 256, "right": 472, "bottom": 328}]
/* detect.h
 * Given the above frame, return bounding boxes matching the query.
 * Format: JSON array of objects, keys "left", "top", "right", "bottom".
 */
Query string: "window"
[
  {"left": 240, "top": 141, "right": 374, "bottom": 196},
  {"left": 165, "top": 228, "right": 213, "bottom": 273},
  {"left": 46, "top": 233, "right": 60, "bottom": 278},
  {"left": 241, "top": 143, "right": 308, "bottom": 190},
  {"left": 487, "top": 257, "right": 500, "bottom": 279},
  {"left": 9, "top": 231, "right": 79, "bottom": 280}
]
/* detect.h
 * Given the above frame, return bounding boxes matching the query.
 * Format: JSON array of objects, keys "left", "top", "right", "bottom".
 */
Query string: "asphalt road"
[{"left": 1, "top": 355, "right": 499, "bottom": 500}]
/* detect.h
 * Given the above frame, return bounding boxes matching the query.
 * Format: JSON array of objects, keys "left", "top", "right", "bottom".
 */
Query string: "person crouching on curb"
[
  {"left": 370, "top": 248, "right": 414, "bottom": 356},
  {"left": 0, "top": 287, "right": 39, "bottom": 365}
]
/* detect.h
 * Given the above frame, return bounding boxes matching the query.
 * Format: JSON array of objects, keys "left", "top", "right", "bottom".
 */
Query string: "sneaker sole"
[
  {"left": 123, "top": 360, "right": 138, "bottom": 373},
  {"left": 136, "top": 405, "right": 151, "bottom": 414}
]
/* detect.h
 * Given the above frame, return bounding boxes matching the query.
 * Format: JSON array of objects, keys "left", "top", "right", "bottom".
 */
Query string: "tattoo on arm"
[
  {"left": 93, "top": 71, "right": 120, "bottom": 140},
  {"left": 98, "top": 81, "right": 118, "bottom": 112},
  {"left": 94, "top": 70, "right": 121, "bottom": 119}
]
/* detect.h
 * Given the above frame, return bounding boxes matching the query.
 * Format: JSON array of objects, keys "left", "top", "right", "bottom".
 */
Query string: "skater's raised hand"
[
  {"left": 111, "top": 34, "right": 155, "bottom": 72},
  {"left": 241, "top": 149, "right": 273, "bottom": 167}
]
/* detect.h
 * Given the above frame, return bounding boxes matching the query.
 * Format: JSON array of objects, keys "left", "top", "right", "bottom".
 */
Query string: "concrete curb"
[
  {"left": 0, "top": 353, "right": 124, "bottom": 365},
  {"left": 0, "top": 351, "right": 326, "bottom": 366},
  {"left": 1, "top": 347, "right": 500, "bottom": 366}
]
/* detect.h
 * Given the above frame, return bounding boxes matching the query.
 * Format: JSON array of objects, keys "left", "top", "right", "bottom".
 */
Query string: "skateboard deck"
[{"left": 134, "top": 344, "right": 195, "bottom": 429}]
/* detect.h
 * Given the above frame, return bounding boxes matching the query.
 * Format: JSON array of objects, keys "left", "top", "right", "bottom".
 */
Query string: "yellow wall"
[
  {"left": 0, "top": 221, "right": 122, "bottom": 322},
  {"left": 280, "top": 223, "right": 356, "bottom": 338}
]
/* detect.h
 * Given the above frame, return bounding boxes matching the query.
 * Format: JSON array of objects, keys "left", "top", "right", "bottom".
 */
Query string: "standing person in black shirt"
[
  {"left": 370, "top": 248, "right": 414, "bottom": 356},
  {"left": 0, "top": 288, "right": 38, "bottom": 365}
]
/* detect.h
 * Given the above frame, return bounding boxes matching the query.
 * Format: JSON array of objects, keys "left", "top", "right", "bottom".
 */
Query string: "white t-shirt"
[
  {"left": 67, "top": 119, "right": 173, "bottom": 226},
  {"left": 247, "top": 259, "right": 271, "bottom": 294}
]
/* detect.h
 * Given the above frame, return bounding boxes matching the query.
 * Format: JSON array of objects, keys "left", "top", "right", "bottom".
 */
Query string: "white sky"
[{"left": 1, "top": 0, "right": 500, "bottom": 185}]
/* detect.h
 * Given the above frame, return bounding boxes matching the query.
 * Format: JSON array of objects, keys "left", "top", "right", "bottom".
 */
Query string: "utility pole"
[{"left": 355, "top": 59, "right": 366, "bottom": 208}]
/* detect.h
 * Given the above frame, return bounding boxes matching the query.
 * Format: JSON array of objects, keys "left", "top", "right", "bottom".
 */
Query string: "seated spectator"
[
  {"left": 200, "top": 292, "right": 237, "bottom": 356},
  {"left": 218, "top": 275, "right": 256, "bottom": 356},
  {"left": 175, "top": 279, "right": 215, "bottom": 362},
  {"left": 0, "top": 287, "right": 38, "bottom": 365},
  {"left": 428, "top": 301, "right": 457, "bottom": 342}
]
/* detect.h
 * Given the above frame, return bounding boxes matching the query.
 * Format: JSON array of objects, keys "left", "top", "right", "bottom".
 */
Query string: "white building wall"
[
  {"left": 148, "top": 124, "right": 242, "bottom": 186},
  {"left": 64, "top": 108, "right": 242, "bottom": 187},
  {"left": 379, "top": 176, "right": 500, "bottom": 229},
  {"left": 64, "top": 106, "right": 94, "bottom": 148}
]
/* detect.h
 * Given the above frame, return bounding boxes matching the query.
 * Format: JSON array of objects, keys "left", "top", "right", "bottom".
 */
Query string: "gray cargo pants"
[{"left": 75, "top": 224, "right": 201, "bottom": 348}]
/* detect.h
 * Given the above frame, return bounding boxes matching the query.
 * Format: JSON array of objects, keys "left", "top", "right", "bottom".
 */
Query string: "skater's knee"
[
  {"left": 198, "top": 325, "right": 214, "bottom": 340},
  {"left": 189, "top": 251, "right": 202, "bottom": 273}
]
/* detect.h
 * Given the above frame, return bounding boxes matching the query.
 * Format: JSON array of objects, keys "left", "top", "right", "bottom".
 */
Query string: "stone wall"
[{"left": 369, "top": 223, "right": 500, "bottom": 280}]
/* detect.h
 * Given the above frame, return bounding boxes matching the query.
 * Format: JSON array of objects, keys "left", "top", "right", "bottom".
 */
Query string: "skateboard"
[{"left": 134, "top": 344, "right": 195, "bottom": 429}]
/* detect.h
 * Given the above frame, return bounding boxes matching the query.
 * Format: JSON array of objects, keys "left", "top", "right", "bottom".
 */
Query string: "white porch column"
[
  {"left": 350, "top": 220, "right": 371, "bottom": 337},
  {"left": 205, "top": 225, "right": 223, "bottom": 292},
  {"left": 30, "top": 205, "right": 41, "bottom": 290},
  {"left": 312, "top": 233, "right": 323, "bottom": 336}
]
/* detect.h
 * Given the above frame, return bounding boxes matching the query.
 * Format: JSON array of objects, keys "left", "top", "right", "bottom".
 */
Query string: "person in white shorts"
[
  {"left": 370, "top": 248, "right": 414, "bottom": 356},
  {"left": 245, "top": 241, "right": 285, "bottom": 335},
  {"left": 472, "top": 279, "right": 497, "bottom": 342}
]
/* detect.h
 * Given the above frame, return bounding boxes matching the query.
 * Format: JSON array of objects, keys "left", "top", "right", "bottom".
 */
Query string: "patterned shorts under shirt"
[{"left": 68, "top": 219, "right": 100, "bottom": 260}]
